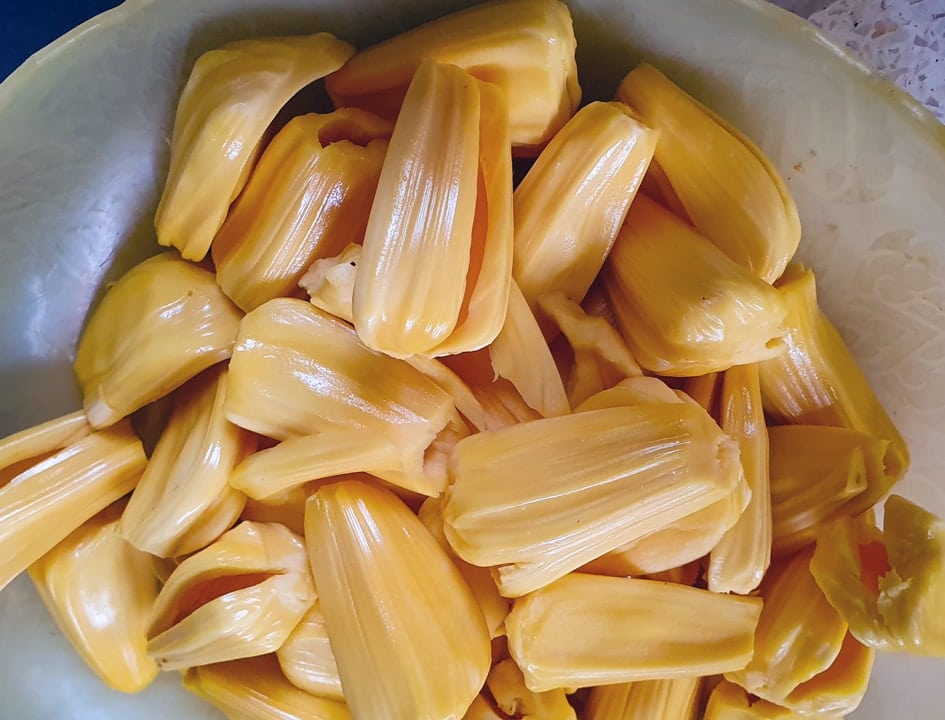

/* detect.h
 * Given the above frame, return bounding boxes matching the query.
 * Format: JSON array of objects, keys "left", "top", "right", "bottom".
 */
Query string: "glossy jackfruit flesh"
[
  {"left": 146, "top": 521, "right": 315, "bottom": 670},
  {"left": 352, "top": 60, "right": 481, "bottom": 357},
  {"left": 603, "top": 195, "right": 788, "bottom": 376},
  {"left": 155, "top": 33, "right": 355, "bottom": 260},
  {"left": 779, "top": 632, "right": 873, "bottom": 717},
  {"left": 224, "top": 298, "right": 455, "bottom": 495},
  {"left": 275, "top": 601, "right": 343, "bottom": 701},
  {"left": 119, "top": 366, "right": 255, "bottom": 557},
  {"left": 212, "top": 109, "right": 391, "bottom": 311},
  {"left": 0, "top": 410, "right": 90, "bottom": 488},
  {"left": 487, "top": 658, "right": 576, "bottom": 720},
  {"left": 74, "top": 252, "right": 242, "bottom": 428},
  {"left": 0, "top": 421, "right": 145, "bottom": 593},
  {"left": 758, "top": 264, "right": 909, "bottom": 482},
  {"left": 704, "top": 681, "right": 817, "bottom": 720},
  {"left": 708, "top": 363, "right": 772, "bottom": 594},
  {"left": 616, "top": 63, "right": 800, "bottom": 283},
  {"left": 513, "top": 102, "right": 657, "bottom": 309},
  {"left": 768, "top": 425, "right": 885, "bottom": 555},
  {"left": 726, "top": 550, "right": 848, "bottom": 703},
  {"left": 443, "top": 402, "right": 743, "bottom": 597},
  {"left": 183, "top": 654, "right": 351, "bottom": 720},
  {"left": 810, "top": 495, "right": 945, "bottom": 656},
  {"left": 305, "top": 480, "right": 491, "bottom": 720},
  {"left": 325, "top": 0, "right": 579, "bottom": 151},
  {"left": 29, "top": 501, "right": 159, "bottom": 693},
  {"left": 506, "top": 574, "right": 762, "bottom": 692}
]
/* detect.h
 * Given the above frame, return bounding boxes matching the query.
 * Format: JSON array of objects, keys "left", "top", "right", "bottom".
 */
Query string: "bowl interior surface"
[{"left": 0, "top": 0, "right": 943, "bottom": 717}]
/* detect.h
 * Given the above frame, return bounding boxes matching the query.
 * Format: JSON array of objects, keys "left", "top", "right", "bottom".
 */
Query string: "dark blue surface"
[{"left": 3, "top": 1, "right": 124, "bottom": 80}]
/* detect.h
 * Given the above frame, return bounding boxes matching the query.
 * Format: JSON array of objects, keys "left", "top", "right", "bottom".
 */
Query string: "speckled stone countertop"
[{"left": 774, "top": 0, "right": 945, "bottom": 120}]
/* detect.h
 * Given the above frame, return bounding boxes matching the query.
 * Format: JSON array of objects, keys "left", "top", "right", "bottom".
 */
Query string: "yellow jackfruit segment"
[
  {"left": 444, "top": 403, "right": 742, "bottom": 597},
  {"left": 616, "top": 63, "right": 800, "bottom": 283},
  {"left": 574, "top": 376, "right": 682, "bottom": 413},
  {"left": 810, "top": 495, "right": 945, "bottom": 656},
  {"left": 513, "top": 102, "right": 657, "bottom": 309},
  {"left": 768, "top": 425, "right": 884, "bottom": 555},
  {"left": 708, "top": 363, "right": 771, "bottom": 594},
  {"left": 224, "top": 298, "right": 453, "bottom": 481},
  {"left": 758, "top": 264, "right": 909, "bottom": 482},
  {"left": 585, "top": 678, "right": 700, "bottom": 720},
  {"left": 325, "top": 0, "right": 579, "bottom": 150},
  {"left": 212, "top": 109, "right": 390, "bottom": 311},
  {"left": 639, "top": 158, "right": 690, "bottom": 221},
  {"left": 119, "top": 367, "right": 254, "bottom": 558},
  {"left": 489, "top": 280, "right": 570, "bottom": 418},
  {"left": 353, "top": 60, "right": 480, "bottom": 357},
  {"left": 29, "top": 501, "right": 159, "bottom": 693},
  {"left": 506, "top": 574, "right": 762, "bottom": 692},
  {"left": 487, "top": 658, "right": 576, "bottom": 720},
  {"left": 183, "top": 654, "right": 351, "bottom": 720},
  {"left": 683, "top": 372, "right": 722, "bottom": 416},
  {"left": 704, "top": 681, "right": 817, "bottom": 720},
  {"left": 155, "top": 33, "right": 355, "bottom": 261},
  {"left": 603, "top": 195, "right": 788, "bottom": 377},
  {"left": 74, "top": 252, "right": 242, "bottom": 428},
  {"left": 305, "top": 480, "right": 490, "bottom": 720},
  {"left": 275, "top": 601, "right": 344, "bottom": 702},
  {"left": 146, "top": 521, "right": 315, "bottom": 670},
  {"left": 538, "top": 291, "right": 643, "bottom": 407},
  {"left": 780, "top": 633, "right": 873, "bottom": 716},
  {"left": 726, "top": 550, "right": 848, "bottom": 703},
  {"left": 0, "top": 421, "right": 145, "bottom": 593},
  {"left": 0, "top": 410, "right": 90, "bottom": 488},
  {"left": 419, "top": 498, "right": 511, "bottom": 639}
]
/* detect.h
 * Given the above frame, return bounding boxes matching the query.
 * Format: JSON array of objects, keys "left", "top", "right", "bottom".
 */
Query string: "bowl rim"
[{"left": 1, "top": 0, "right": 944, "bottom": 150}]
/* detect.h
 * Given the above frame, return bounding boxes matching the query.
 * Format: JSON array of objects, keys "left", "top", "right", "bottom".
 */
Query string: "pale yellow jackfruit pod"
[
  {"left": 0, "top": 421, "right": 145, "bottom": 592},
  {"left": 419, "top": 497, "right": 511, "bottom": 639},
  {"left": 275, "top": 601, "right": 343, "bottom": 702},
  {"left": 183, "top": 654, "right": 351, "bottom": 720},
  {"left": 352, "top": 60, "right": 480, "bottom": 357},
  {"left": 224, "top": 299, "right": 454, "bottom": 494},
  {"left": 537, "top": 291, "right": 643, "bottom": 407},
  {"left": 708, "top": 363, "right": 771, "bottom": 594},
  {"left": 443, "top": 403, "right": 742, "bottom": 597},
  {"left": 146, "top": 521, "right": 315, "bottom": 670},
  {"left": 212, "top": 109, "right": 391, "bottom": 311},
  {"left": 300, "top": 243, "right": 361, "bottom": 323},
  {"left": 602, "top": 195, "right": 788, "bottom": 377},
  {"left": 513, "top": 102, "right": 657, "bottom": 309},
  {"left": 574, "top": 376, "right": 682, "bottom": 413},
  {"left": 582, "top": 473, "right": 749, "bottom": 577},
  {"left": 0, "top": 410, "right": 90, "bottom": 487},
  {"left": 487, "top": 658, "right": 576, "bottom": 720},
  {"left": 74, "top": 252, "right": 242, "bottom": 428},
  {"left": 810, "top": 495, "right": 945, "bottom": 656},
  {"left": 431, "top": 78, "right": 514, "bottom": 356},
  {"left": 119, "top": 367, "right": 254, "bottom": 557},
  {"left": 155, "top": 33, "right": 355, "bottom": 261},
  {"left": 230, "top": 430, "right": 405, "bottom": 500},
  {"left": 28, "top": 501, "right": 158, "bottom": 693},
  {"left": 768, "top": 425, "right": 884, "bottom": 555},
  {"left": 758, "top": 264, "right": 909, "bottom": 482},
  {"left": 638, "top": 158, "right": 690, "bottom": 221},
  {"left": 726, "top": 550, "right": 848, "bottom": 703},
  {"left": 704, "top": 681, "right": 815, "bottom": 720},
  {"left": 305, "top": 480, "right": 491, "bottom": 720},
  {"left": 489, "top": 280, "right": 570, "bottom": 418},
  {"left": 585, "top": 678, "right": 700, "bottom": 720},
  {"left": 615, "top": 63, "right": 800, "bottom": 283},
  {"left": 506, "top": 574, "right": 762, "bottom": 692},
  {"left": 780, "top": 633, "right": 873, "bottom": 716},
  {"left": 325, "top": 0, "right": 579, "bottom": 151}
]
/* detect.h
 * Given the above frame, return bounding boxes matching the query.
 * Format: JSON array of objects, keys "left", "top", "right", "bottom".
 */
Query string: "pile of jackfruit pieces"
[{"left": 0, "top": 0, "right": 941, "bottom": 718}]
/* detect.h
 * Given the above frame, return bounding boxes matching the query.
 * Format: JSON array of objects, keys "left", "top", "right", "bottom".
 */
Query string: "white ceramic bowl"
[{"left": 1, "top": 1, "right": 944, "bottom": 717}]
